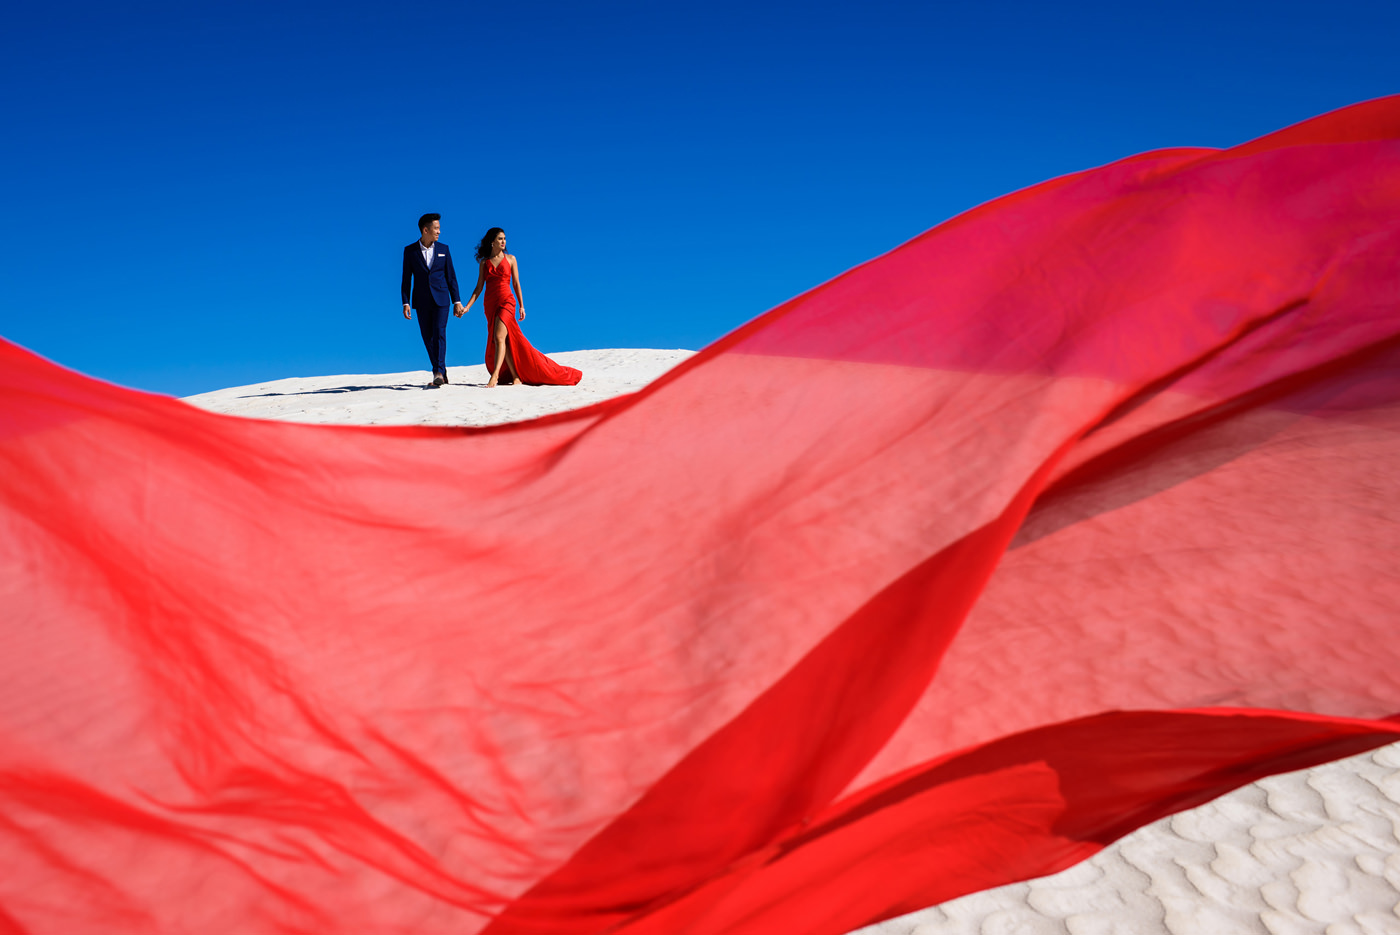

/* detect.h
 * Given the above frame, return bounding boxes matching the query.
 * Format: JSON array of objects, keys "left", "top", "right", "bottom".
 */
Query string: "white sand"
[
  {"left": 864, "top": 745, "right": 1400, "bottom": 935},
  {"left": 182, "top": 349, "right": 696, "bottom": 426},
  {"left": 183, "top": 349, "right": 1400, "bottom": 933}
]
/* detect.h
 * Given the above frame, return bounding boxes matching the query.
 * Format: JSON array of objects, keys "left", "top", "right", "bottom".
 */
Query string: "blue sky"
[{"left": 1, "top": 0, "right": 1396, "bottom": 395}]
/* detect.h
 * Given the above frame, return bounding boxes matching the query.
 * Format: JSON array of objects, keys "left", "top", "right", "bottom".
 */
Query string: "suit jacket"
[{"left": 401, "top": 241, "right": 462, "bottom": 311}]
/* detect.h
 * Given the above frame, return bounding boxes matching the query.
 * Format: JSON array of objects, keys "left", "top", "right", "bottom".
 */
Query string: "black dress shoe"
[
  {"left": 430, "top": 374, "right": 445, "bottom": 387},
  {"left": 441, "top": 373, "right": 450, "bottom": 384}
]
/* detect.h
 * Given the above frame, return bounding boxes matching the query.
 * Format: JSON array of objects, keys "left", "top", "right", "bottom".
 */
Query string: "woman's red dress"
[{"left": 483, "top": 256, "right": 582, "bottom": 386}]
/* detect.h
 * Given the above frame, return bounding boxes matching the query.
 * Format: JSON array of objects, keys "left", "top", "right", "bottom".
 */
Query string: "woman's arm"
[
  {"left": 510, "top": 255, "right": 525, "bottom": 321},
  {"left": 458, "top": 261, "right": 488, "bottom": 316}
]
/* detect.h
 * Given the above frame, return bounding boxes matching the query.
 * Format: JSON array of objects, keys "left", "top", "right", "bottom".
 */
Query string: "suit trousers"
[{"left": 416, "top": 304, "right": 450, "bottom": 375}]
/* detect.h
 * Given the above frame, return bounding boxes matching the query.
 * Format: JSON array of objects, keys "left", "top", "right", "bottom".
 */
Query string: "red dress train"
[
  {"left": 2, "top": 98, "right": 1400, "bottom": 935},
  {"left": 483, "top": 255, "right": 582, "bottom": 386}
]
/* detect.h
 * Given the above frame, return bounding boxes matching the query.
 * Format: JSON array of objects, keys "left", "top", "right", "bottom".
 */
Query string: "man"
[{"left": 401, "top": 213, "right": 465, "bottom": 387}]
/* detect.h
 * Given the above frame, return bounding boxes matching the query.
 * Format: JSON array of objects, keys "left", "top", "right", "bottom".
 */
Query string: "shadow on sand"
[{"left": 235, "top": 383, "right": 427, "bottom": 398}]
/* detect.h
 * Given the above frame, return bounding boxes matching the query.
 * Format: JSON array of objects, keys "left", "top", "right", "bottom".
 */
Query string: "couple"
[{"left": 400, "top": 214, "right": 582, "bottom": 388}]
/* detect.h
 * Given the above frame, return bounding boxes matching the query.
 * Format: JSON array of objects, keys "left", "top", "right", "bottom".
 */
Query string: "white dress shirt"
[{"left": 420, "top": 242, "right": 436, "bottom": 269}]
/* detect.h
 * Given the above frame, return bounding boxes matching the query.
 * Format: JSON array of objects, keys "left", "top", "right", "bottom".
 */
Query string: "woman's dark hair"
[{"left": 475, "top": 228, "right": 506, "bottom": 263}]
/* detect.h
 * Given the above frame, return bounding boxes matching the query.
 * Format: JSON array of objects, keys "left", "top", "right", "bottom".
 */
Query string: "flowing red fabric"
[
  {"left": 483, "top": 257, "right": 582, "bottom": 385},
  {"left": 4, "top": 98, "right": 1400, "bottom": 935}
]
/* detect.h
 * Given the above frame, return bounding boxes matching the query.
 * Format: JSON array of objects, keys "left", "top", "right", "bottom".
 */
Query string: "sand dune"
[
  {"left": 183, "top": 349, "right": 694, "bottom": 426},
  {"left": 183, "top": 349, "right": 1400, "bottom": 934}
]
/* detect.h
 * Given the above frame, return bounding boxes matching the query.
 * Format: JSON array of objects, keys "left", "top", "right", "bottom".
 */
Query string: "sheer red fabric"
[
  {"left": 483, "top": 257, "right": 582, "bottom": 386},
  {"left": 3, "top": 97, "right": 1400, "bottom": 935}
]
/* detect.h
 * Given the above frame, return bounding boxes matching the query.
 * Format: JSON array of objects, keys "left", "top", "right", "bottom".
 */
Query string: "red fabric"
[
  {"left": 483, "top": 257, "right": 582, "bottom": 386},
  {"left": 3, "top": 96, "right": 1400, "bottom": 935}
]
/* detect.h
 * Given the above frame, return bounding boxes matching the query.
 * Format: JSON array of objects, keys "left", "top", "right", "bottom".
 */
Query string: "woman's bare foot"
[
  {"left": 486, "top": 375, "right": 499, "bottom": 388},
  {"left": 511, "top": 377, "right": 523, "bottom": 386}
]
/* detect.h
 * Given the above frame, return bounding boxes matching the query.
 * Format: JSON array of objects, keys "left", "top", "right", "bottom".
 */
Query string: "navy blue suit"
[{"left": 401, "top": 241, "right": 462, "bottom": 375}]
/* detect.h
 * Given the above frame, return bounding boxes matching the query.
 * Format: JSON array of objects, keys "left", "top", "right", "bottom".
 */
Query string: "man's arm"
[
  {"left": 445, "top": 251, "right": 464, "bottom": 313},
  {"left": 401, "top": 247, "right": 414, "bottom": 319}
]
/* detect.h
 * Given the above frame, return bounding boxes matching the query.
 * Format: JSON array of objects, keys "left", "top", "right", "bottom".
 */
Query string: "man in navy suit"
[{"left": 401, "top": 213, "right": 465, "bottom": 387}]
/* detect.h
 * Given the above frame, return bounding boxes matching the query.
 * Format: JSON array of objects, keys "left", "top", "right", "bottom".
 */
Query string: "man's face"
[{"left": 421, "top": 220, "right": 441, "bottom": 244}]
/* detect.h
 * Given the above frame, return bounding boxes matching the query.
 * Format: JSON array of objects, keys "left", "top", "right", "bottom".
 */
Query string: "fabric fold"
[{"left": 2, "top": 96, "right": 1399, "bottom": 934}]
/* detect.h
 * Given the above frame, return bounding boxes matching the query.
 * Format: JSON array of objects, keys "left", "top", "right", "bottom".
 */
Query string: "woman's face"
[{"left": 493, "top": 232, "right": 507, "bottom": 254}]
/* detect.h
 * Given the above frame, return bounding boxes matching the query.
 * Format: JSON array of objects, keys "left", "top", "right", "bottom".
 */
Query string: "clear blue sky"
[{"left": 2, "top": 0, "right": 1396, "bottom": 395}]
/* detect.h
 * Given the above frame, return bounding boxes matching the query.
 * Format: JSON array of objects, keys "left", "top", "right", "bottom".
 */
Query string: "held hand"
[
  {"left": 402, "top": 304, "right": 412, "bottom": 320},
  {"left": 453, "top": 302, "right": 465, "bottom": 319}
]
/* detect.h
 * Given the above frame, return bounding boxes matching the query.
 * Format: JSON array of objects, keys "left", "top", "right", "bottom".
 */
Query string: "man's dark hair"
[{"left": 418, "top": 213, "right": 441, "bottom": 233}]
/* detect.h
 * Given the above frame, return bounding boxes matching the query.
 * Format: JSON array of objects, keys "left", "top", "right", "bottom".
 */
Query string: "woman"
[{"left": 459, "top": 228, "right": 582, "bottom": 388}]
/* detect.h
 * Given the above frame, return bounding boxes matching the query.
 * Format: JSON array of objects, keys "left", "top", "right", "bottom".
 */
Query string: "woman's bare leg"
[{"left": 487, "top": 319, "right": 509, "bottom": 387}]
